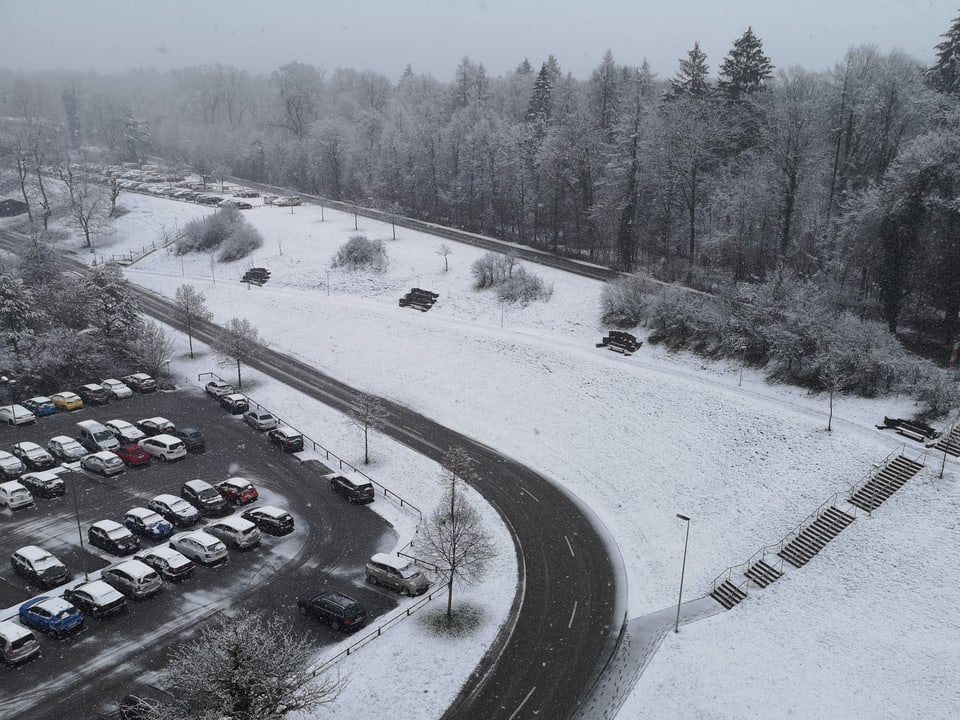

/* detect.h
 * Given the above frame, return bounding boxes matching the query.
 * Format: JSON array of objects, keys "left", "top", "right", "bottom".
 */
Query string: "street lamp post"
[
  {"left": 71, "top": 473, "right": 88, "bottom": 581},
  {"left": 675, "top": 513, "right": 691, "bottom": 633},
  {"left": 0, "top": 375, "right": 16, "bottom": 416}
]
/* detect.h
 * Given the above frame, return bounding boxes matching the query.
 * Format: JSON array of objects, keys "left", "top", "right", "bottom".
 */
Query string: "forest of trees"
[{"left": 2, "top": 16, "right": 960, "bottom": 409}]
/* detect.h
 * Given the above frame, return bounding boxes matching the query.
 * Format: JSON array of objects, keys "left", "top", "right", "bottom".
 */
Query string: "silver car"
[
  {"left": 169, "top": 531, "right": 228, "bottom": 566},
  {"left": 204, "top": 517, "right": 261, "bottom": 550}
]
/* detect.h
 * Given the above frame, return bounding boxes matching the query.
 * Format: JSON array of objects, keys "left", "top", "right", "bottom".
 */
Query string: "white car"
[
  {"left": 100, "top": 379, "right": 133, "bottom": 400},
  {"left": 0, "top": 404, "right": 36, "bottom": 426},
  {"left": 148, "top": 493, "right": 200, "bottom": 527},
  {"left": 0, "top": 450, "right": 25, "bottom": 478},
  {"left": 46, "top": 435, "right": 88, "bottom": 462},
  {"left": 139, "top": 434, "right": 187, "bottom": 462},
  {"left": 0, "top": 480, "right": 33, "bottom": 509},
  {"left": 80, "top": 451, "right": 125, "bottom": 476},
  {"left": 204, "top": 380, "right": 236, "bottom": 398},
  {"left": 243, "top": 409, "right": 278, "bottom": 431},
  {"left": 105, "top": 419, "right": 146, "bottom": 443},
  {"left": 169, "top": 531, "right": 228, "bottom": 566}
]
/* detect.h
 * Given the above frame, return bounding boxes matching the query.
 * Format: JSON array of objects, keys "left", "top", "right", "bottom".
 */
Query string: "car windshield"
[
  {"left": 171, "top": 499, "right": 192, "bottom": 513},
  {"left": 399, "top": 565, "right": 420, "bottom": 579},
  {"left": 53, "top": 609, "right": 75, "bottom": 620},
  {"left": 107, "top": 527, "right": 130, "bottom": 539},
  {"left": 94, "top": 430, "right": 113, "bottom": 441}
]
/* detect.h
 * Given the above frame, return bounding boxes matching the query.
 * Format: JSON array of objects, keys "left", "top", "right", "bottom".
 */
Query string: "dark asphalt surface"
[
  {"left": 0, "top": 388, "right": 399, "bottom": 719},
  {"left": 0, "top": 209, "right": 626, "bottom": 719}
]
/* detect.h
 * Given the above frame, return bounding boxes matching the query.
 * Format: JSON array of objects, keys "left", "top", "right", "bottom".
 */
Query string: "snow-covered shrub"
[
  {"left": 218, "top": 223, "right": 264, "bottom": 262},
  {"left": 601, "top": 273, "right": 652, "bottom": 327},
  {"left": 471, "top": 252, "right": 511, "bottom": 289},
  {"left": 497, "top": 267, "right": 553, "bottom": 304},
  {"left": 331, "top": 234, "right": 388, "bottom": 272}
]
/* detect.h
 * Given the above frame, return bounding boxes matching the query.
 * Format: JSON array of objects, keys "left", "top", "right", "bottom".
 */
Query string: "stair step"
[
  {"left": 710, "top": 580, "right": 747, "bottom": 610},
  {"left": 744, "top": 559, "right": 783, "bottom": 588}
]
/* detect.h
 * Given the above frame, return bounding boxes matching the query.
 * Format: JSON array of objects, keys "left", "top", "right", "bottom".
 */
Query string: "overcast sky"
[{"left": 0, "top": 0, "right": 953, "bottom": 81}]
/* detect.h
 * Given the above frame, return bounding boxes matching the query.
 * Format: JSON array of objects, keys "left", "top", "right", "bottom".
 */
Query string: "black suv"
[
  {"left": 180, "top": 480, "right": 229, "bottom": 517},
  {"left": 297, "top": 591, "right": 367, "bottom": 631},
  {"left": 327, "top": 473, "right": 375, "bottom": 504},
  {"left": 219, "top": 394, "right": 249, "bottom": 415},
  {"left": 172, "top": 427, "right": 206, "bottom": 452}
]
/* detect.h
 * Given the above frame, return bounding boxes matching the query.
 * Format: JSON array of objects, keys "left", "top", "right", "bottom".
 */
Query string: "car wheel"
[
  {"left": 298, "top": 605, "right": 306, "bottom": 616},
  {"left": 366, "top": 574, "right": 377, "bottom": 585},
  {"left": 400, "top": 586, "right": 410, "bottom": 597},
  {"left": 330, "top": 619, "right": 340, "bottom": 631},
  {"left": 159, "top": 454, "right": 167, "bottom": 462}
]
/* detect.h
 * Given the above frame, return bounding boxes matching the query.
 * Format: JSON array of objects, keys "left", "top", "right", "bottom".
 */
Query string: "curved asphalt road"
[{"left": 0, "top": 219, "right": 626, "bottom": 718}]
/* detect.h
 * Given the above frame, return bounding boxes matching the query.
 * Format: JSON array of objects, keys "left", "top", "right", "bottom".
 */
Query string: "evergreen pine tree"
[
  {"left": 526, "top": 63, "right": 553, "bottom": 127},
  {"left": 717, "top": 27, "right": 773, "bottom": 100},
  {"left": 927, "top": 12, "right": 960, "bottom": 94},
  {"left": 670, "top": 42, "right": 711, "bottom": 98}
]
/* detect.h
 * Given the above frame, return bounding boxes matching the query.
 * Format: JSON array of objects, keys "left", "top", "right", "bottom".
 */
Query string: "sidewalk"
[{"left": 574, "top": 596, "right": 724, "bottom": 720}]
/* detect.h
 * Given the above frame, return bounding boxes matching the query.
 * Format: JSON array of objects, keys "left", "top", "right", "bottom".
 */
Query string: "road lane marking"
[
  {"left": 521, "top": 487, "right": 539, "bottom": 502},
  {"left": 564, "top": 535, "right": 575, "bottom": 557},
  {"left": 508, "top": 686, "right": 537, "bottom": 720},
  {"left": 569, "top": 601, "right": 578, "bottom": 628}
]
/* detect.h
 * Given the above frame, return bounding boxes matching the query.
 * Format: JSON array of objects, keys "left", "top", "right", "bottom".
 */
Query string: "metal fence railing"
[{"left": 196, "top": 372, "right": 422, "bottom": 522}]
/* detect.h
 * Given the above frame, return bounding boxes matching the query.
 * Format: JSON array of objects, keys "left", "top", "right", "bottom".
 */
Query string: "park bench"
[
  {"left": 596, "top": 330, "right": 642, "bottom": 355},
  {"left": 399, "top": 288, "right": 439, "bottom": 312},
  {"left": 241, "top": 267, "right": 271, "bottom": 286}
]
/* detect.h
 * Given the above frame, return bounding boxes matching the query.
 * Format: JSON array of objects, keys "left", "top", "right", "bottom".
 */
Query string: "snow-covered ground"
[{"left": 39, "top": 190, "right": 960, "bottom": 718}]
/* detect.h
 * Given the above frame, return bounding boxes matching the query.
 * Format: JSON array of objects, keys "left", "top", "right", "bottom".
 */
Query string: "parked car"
[
  {"left": 149, "top": 493, "right": 200, "bottom": 527},
  {"left": 21, "top": 396, "right": 57, "bottom": 417},
  {"left": 63, "top": 579, "right": 127, "bottom": 619},
  {"left": 0, "top": 619, "right": 41, "bottom": 665},
  {"left": 50, "top": 391, "right": 84, "bottom": 412},
  {"left": 0, "top": 480, "right": 33, "bottom": 509},
  {"left": 100, "top": 559, "right": 162, "bottom": 600},
  {"left": 135, "top": 546, "right": 195, "bottom": 582},
  {"left": 114, "top": 444, "right": 151, "bottom": 467},
  {"left": 365, "top": 553, "right": 431, "bottom": 596},
  {"left": 219, "top": 393, "right": 249, "bottom": 414},
  {"left": 243, "top": 409, "right": 278, "bottom": 431},
  {"left": 80, "top": 451, "right": 125, "bottom": 477},
  {"left": 11, "top": 545, "right": 72, "bottom": 589},
  {"left": 123, "top": 507, "right": 174, "bottom": 540},
  {"left": 241, "top": 505, "right": 295, "bottom": 536},
  {"left": 274, "top": 195, "right": 302, "bottom": 207},
  {"left": 121, "top": 373, "right": 157, "bottom": 393},
  {"left": 0, "top": 403, "right": 37, "bottom": 426},
  {"left": 76, "top": 383, "right": 110, "bottom": 406},
  {"left": 11, "top": 441, "right": 56, "bottom": 471},
  {"left": 106, "top": 419, "right": 147, "bottom": 443},
  {"left": 18, "top": 596, "right": 84, "bottom": 638},
  {"left": 168, "top": 530, "right": 228, "bottom": 566},
  {"left": 77, "top": 419, "right": 121, "bottom": 452},
  {"left": 204, "top": 516, "right": 261, "bottom": 550},
  {"left": 0, "top": 450, "right": 24, "bottom": 478},
  {"left": 267, "top": 427, "right": 304, "bottom": 452},
  {"left": 205, "top": 380, "right": 236, "bottom": 397},
  {"left": 139, "top": 434, "right": 187, "bottom": 462},
  {"left": 215, "top": 477, "right": 259, "bottom": 505},
  {"left": 100, "top": 379, "right": 133, "bottom": 400},
  {"left": 180, "top": 479, "right": 228, "bottom": 516},
  {"left": 46, "top": 435, "right": 88, "bottom": 462},
  {"left": 19, "top": 470, "right": 66, "bottom": 498},
  {"left": 296, "top": 591, "right": 367, "bottom": 631},
  {"left": 220, "top": 200, "right": 252, "bottom": 210},
  {"left": 233, "top": 189, "right": 260, "bottom": 198},
  {"left": 88, "top": 519, "right": 141, "bottom": 555},
  {"left": 327, "top": 472, "right": 376, "bottom": 504},
  {"left": 136, "top": 417, "right": 175, "bottom": 436},
  {"left": 172, "top": 427, "right": 205, "bottom": 452}
]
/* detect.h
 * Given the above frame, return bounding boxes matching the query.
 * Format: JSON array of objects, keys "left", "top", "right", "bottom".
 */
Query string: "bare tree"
[
  {"left": 57, "top": 157, "right": 108, "bottom": 248},
  {"left": 108, "top": 176, "right": 122, "bottom": 216},
  {"left": 213, "top": 317, "right": 265, "bottom": 389},
  {"left": 819, "top": 355, "right": 855, "bottom": 432},
  {"left": 156, "top": 610, "right": 344, "bottom": 720},
  {"left": 436, "top": 243, "right": 453, "bottom": 271},
  {"left": 422, "top": 490, "right": 496, "bottom": 625},
  {"left": 174, "top": 284, "right": 213, "bottom": 359},
  {"left": 10, "top": 137, "right": 33, "bottom": 224},
  {"left": 348, "top": 391, "right": 389, "bottom": 464},
  {"left": 131, "top": 320, "right": 175, "bottom": 379}
]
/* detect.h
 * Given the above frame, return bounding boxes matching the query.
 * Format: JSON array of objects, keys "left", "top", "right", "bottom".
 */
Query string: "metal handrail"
[
  {"left": 710, "top": 443, "right": 923, "bottom": 592},
  {"left": 197, "top": 371, "right": 422, "bottom": 522}
]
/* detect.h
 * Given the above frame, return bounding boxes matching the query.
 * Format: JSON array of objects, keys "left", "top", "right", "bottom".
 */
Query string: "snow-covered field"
[{"left": 40, "top": 190, "right": 960, "bottom": 718}]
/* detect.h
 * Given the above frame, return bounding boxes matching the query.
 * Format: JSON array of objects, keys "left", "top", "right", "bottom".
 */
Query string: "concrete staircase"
[
  {"left": 930, "top": 425, "right": 960, "bottom": 458},
  {"left": 848, "top": 455, "right": 924, "bottom": 512},
  {"left": 778, "top": 506, "right": 856, "bottom": 568},
  {"left": 710, "top": 579, "right": 747, "bottom": 610},
  {"left": 745, "top": 558, "right": 783, "bottom": 588}
]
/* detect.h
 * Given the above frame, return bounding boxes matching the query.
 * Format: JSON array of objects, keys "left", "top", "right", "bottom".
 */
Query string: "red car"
[
  {"left": 115, "top": 444, "right": 151, "bottom": 467},
  {"left": 215, "top": 477, "right": 259, "bottom": 505}
]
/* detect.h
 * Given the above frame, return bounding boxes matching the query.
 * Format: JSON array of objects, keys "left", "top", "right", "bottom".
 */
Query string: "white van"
[{"left": 76, "top": 419, "right": 120, "bottom": 453}]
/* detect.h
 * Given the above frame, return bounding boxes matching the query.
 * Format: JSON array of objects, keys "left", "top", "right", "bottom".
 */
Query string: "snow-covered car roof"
[
  {"left": 72, "top": 579, "right": 123, "bottom": 603},
  {"left": 245, "top": 505, "right": 288, "bottom": 519}
]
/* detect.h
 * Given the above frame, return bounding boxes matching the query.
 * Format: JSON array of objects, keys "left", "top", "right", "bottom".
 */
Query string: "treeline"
[{"left": 2, "top": 19, "right": 960, "bottom": 359}]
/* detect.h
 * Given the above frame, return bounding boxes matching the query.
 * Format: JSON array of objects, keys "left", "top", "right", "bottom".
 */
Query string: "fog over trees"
[{"left": 2, "top": 16, "right": 960, "bottom": 412}]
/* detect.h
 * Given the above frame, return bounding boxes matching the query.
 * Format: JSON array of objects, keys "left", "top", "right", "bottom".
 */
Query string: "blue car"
[
  {"left": 22, "top": 396, "right": 57, "bottom": 417},
  {"left": 19, "top": 596, "right": 85, "bottom": 638},
  {"left": 123, "top": 507, "right": 174, "bottom": 540}
]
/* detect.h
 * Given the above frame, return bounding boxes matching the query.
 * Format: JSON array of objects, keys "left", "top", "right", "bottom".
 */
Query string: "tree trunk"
[{"left": 236, "top": 358, "right": 242, "bottom": 389}]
